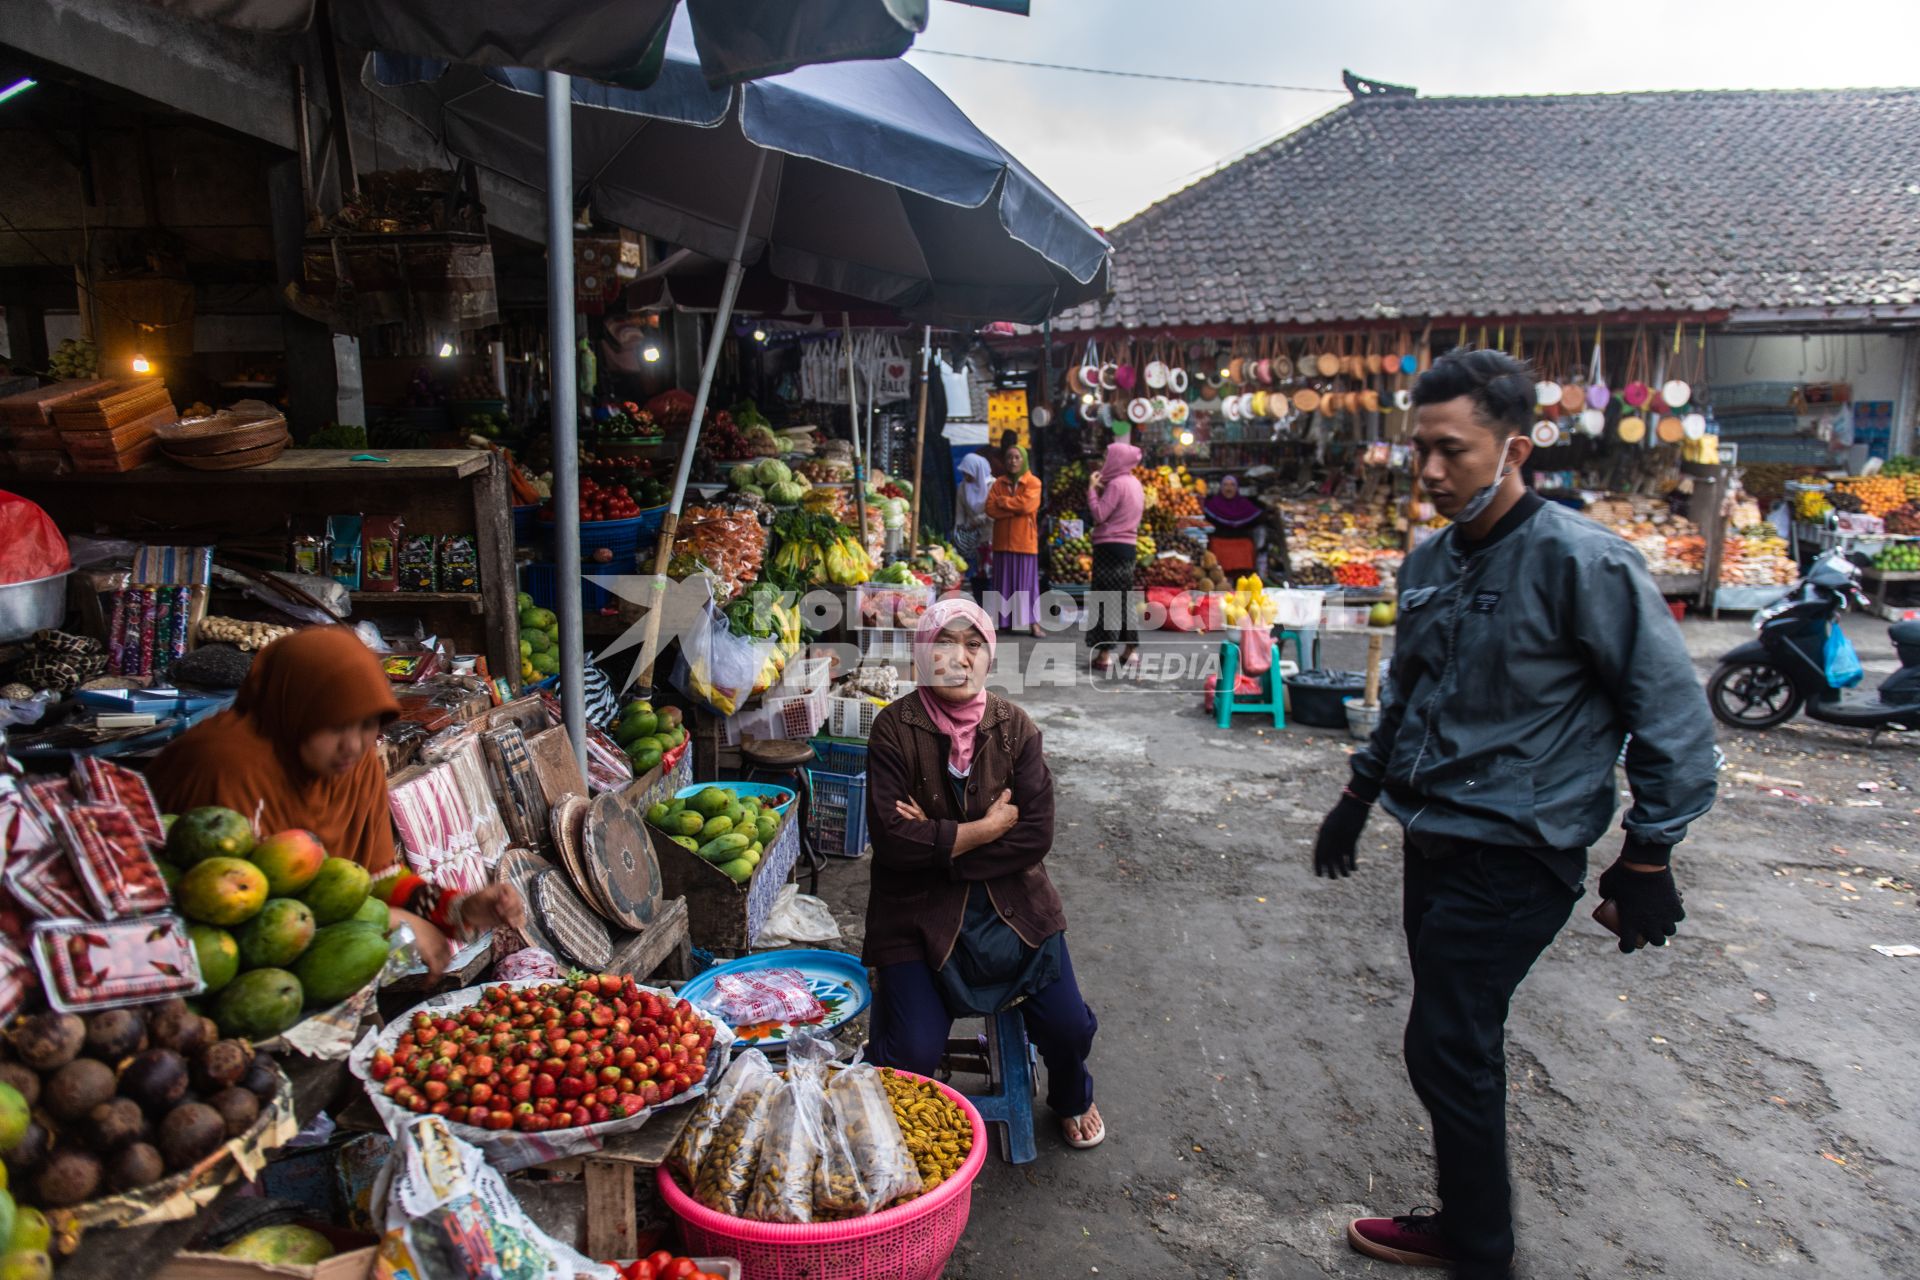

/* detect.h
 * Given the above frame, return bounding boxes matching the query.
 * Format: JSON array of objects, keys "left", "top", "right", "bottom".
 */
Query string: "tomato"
[
  {"left": 662, "top": 1262, "right": 698, "bottom": 1280},
  {"left": 644, "top": 1253, "right": 673, "bottom": 1273}
]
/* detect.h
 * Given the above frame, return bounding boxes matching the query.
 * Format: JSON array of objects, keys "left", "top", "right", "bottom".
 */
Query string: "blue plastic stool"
[
  {"left": 1216, "top": 636, "right": 1284, "bottom": 729},
  {"left": 945, "top": 1008, "right": 1038, "bottom": 1165}
]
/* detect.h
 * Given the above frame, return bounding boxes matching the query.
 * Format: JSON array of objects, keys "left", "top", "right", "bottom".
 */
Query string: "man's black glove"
[
  {"left": 1313, "top": 792, "right": 1371, "bottom": 878},
  {"left": 1597, "top": 858, "right": 1685, "bottom": 953}
]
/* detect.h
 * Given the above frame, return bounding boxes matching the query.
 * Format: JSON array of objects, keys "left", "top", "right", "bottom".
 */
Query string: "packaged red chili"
[
  {"left": 58, "top": 802, "right": 171, "bottom": 918},
  {"left": 31, "top": 914, "right": 204, "bottom": 1012}
]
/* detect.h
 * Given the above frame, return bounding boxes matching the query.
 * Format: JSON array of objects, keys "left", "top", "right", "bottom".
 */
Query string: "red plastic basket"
[{"left": 657, "top": 1074, "right": 987, "bottom": 1280}]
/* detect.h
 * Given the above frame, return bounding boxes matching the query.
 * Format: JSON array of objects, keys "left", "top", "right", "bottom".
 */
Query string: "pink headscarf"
[{"left": 913, "top": 596, "right": 997, "bottom": 773}]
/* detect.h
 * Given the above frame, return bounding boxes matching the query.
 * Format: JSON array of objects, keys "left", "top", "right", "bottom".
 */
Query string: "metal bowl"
[{"left": 0, "top": 572, "right": 70, "bottom": 643}]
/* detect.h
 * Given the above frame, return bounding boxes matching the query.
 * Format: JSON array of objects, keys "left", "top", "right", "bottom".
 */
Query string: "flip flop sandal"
[{"left": 1062, "top": 1106, "right": 1106, "bottom": 1150}]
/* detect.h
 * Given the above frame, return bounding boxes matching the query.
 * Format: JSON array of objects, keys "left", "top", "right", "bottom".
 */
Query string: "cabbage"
[
  {"left": 756, "top": 458, "right": 792, "bottom": 487},
  {"left": 768, "top": 479, "right": 807, "bottom": 505},
  {"left": 730, "top": 462, "right": 760, "bottom": 489}
]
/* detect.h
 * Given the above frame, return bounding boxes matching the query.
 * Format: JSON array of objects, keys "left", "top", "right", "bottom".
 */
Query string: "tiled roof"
[{"left": 1057, "top": 87, "right": 1920, "bottom": 332}]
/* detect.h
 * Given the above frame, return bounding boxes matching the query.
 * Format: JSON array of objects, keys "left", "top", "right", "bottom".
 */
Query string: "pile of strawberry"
[
  {"left": 608, "top": 1253, "right": 724, "bottom": 1280},
  {"left": 369, "top": 975, "right": 717, "bottom": 1133}
]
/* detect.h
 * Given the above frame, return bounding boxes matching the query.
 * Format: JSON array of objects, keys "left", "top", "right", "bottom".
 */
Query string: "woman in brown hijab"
[{"left": 148, "top": 627, "right": 522, "bottom": 975}]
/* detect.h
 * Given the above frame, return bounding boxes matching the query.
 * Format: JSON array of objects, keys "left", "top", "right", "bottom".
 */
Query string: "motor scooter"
[{"left": 1707, "top": 550, "right": 1920, "bottom": 734}]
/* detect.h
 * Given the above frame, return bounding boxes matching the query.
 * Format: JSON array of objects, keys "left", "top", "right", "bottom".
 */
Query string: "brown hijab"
[{"left": 147, "top": 627, "right": 403, "bottom": 872}]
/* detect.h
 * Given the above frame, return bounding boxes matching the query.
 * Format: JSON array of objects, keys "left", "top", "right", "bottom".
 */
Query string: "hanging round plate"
[
  {"left": 1621, "top": 380, "right": 1650, "bottom": 407},
  {"left": 1098, "top": 362, "right": 1118, "bottom": 390},
  {"left": 1656, "top": 414, "right": 1686, "bottom": 444},
  {"left": 1030, "top": 404, "right": 1052, "bottom": 428},
  {"left": 1198, "top": 380, "right": 1218, "bottom": 401},
  {"left": 1586, "top": 381, "right": 1611, "bottom": 410},
  {"left": 1393, "top": 388, "right": 1414, "bottom": 411},
  {"left": 1559, "top": 383, "right": 1587, "bottom": 413},
  {"left": 1252, "top": 390, "right": 1269, "bottom": 418},
  {"left": 1168, "top": 366, "right": 1189, "bottom": 393},
  {"left": 1127, "top": 397, "right": 1151, "bottom": 423},
  {"left": 1236, "top": 392, "right": 1256, "bottom": 420},
  {"left": 1224, "top": 394, "right": 1243, "bottom": 421},
  {"left": 1114, "top": 364, "right": 1137, "bottom": 392},
  {"left": 1316, "top": 352, "right": 1342, "bottom": 377},
  {"left": 1168, "top": 400, "right": 1190, "bottom": 425},
  {"left": 1272, "top": 354, "right": 1294, "bottom": 379},
  {"left": 1268, "top": 389, "right": 1290, "bottom": 416},
  {"left": 1579, "top": 407, "right": 1606, "bottom": 435},
  {"left": 1151, "top": 395, "right": 1169, "bottom": 420},
  {"left": 1399, "top": 353, "right": 1419, "bottom": 375},
  {"left": 1662, "top": 379, "right": 1692, "bottom": 409},
  {"left": 1079, "top": 363, "right": 1102, "bottom": 392},
  {"left": 1682, "top": 411, "right": 1707, "bottom": 440},
  {"left": 1144, "top": 360, "right": 1169, "bottom": 389},
  {"left": 1530, "top": 420, "right": 1561, "bottom": 448},
  {"left": 1617, "top": 414, "right": 1647, "bottom": 443},
  {"left": 1535, "top": 380, "right": 1562, "bottom": 407}
]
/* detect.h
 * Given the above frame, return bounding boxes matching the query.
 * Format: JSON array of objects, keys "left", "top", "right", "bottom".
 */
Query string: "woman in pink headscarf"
[
  {"left": 1085, "top": 439, "right": 1143, "bottom": 672},
  {"left": 860, "top": 596, "right": 1104, "bottom": 1149}
]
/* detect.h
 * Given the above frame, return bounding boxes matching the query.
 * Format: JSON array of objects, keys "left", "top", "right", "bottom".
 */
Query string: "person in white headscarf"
[{"left": 950, "top": 451, "right": 994, "bottom": 576}]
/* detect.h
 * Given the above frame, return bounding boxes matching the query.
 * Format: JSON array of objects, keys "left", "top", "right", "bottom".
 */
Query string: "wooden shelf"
[
  {"left": 351, "top": 590, "right": 485, "bottom": 613},
  {"left": 1861, "top": 568, "right": 1920, "bottom": 582},
  {"left": 10, "top": 448, "right": 494, "bottom": 484}
]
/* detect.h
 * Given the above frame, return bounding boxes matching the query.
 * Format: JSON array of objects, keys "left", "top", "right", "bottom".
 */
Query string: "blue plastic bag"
[{"left": 1825, "top": 624, "right": 1865, "bottom": 689}]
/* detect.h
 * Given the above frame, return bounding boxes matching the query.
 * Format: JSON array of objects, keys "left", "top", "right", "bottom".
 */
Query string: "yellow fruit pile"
[
  {"left": 1793, "top": 488, "right": 1833, "bottom": 521},
  {"left": 1836, "top": 475, "right": 1908, "bottom": 516},
  {"left": 1221, "top": 575, "right": 1277, "bottom": 626}
]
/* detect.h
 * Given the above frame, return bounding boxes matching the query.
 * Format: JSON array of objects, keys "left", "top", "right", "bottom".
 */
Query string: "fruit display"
[
  {"left": 1048, "top": 528, "right": 1091, "bottom": 584},
  {"left": 594, "top": 402, "right": 659, "bottom": 441},
  {"left": 1280, "top": 498, "right": 1405, "bottom": 586},
  {"left": 543, "top": 477, "right": 643, "bottom": 524},
  {"left": 766, "top": 511, "right": 870, "bottom": 590},
  {"left": 1133, "top": 464, "right": 1204, "bottom": 518},
  {"left": 605, "top": 1253, "right": 730, "bottom": 1280},
  {"left": 723, "top": 582, "right": 805, "bottom": 696},
  {"left": 644, "top": 786, "right": 780, "bottom": 885},
  {"left": 1886, "top": 502, "right": 1920, "bottom": 535},
  {"left": 161, "top": 810, "right": 391, "bottom": 1039},
  {"left": 1835, "top": 475, "right": 1908, "bottom": 517},
  {"left": 1134, "top": 533, "right": 1156, "bottom": 566},
  {"left": 673, "top": 505, "right": 769, "bottom": 602},
  {"left": 0, "top": 1002, "right": 283, "bottom": 1224},
  {"left": 364, "top": 976, "right": 716, "bottom": 1132},
  {"left": 1580, "top": 496, "right": 1706, "bottom": 576},
  {"left": 729, "top": 457, "right": 812, "bottom": 508},
  {"left": 48, "top": 339, "right": 99, "bottom": 380},
  {"left": 611, "top": 698, "right": 688, "bottom": 775},
  {"left": 1046, "top": 462, "right": 1090, "bottom": 517},
  {"left": 1220, "top": 575, "right": 1278, "bottom": 627},
  {"left": 517, "top": 595, "right": 561, "bottom": 682},
  {"left": 1793, "top": 486, "right": 1834, "bottom": 522},
  {"left": 1136, "top": 555, "right": 1196, "bottom": 589},
  {"left": 1718, "top": 525, "right": 1798, "bottom": 586},
  {"left": 1193, "top": 550, "right": 1230, "bottom": 593},
  {"left": 1333, "top": 560, "right": 1381, "bottom": 588},
  {"left": 877, "top": 1067, "right": 973, "bottom": 1194},
  {"left": 1872, "top": 541, "right": 1920, "bottom": 573}
]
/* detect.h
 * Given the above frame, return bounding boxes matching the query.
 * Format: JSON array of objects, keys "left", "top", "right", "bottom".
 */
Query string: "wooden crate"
[{"left": 647, "top": 801, "right": 801, "bottom": 954}]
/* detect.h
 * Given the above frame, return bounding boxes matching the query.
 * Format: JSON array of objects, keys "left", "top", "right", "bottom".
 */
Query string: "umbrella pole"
[
  {"left": 844, "top": 314, "right": 871, "bottom": 562},
  {"left": 908, "top": 324, "right": 931, "bottom": 556},
  {"left": 545, "top": 70, "right": 587, "bottom": 778},
  {"left": 632, "top": 148, "right": 770, "bottom": 697}
]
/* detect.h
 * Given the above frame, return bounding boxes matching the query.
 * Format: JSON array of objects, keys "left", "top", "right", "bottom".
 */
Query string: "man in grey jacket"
[{"left": 1314, "top": 349, "right": 1719, "bottom": 1280}]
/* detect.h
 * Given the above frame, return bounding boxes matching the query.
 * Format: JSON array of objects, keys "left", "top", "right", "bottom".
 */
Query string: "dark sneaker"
[{"left": 1346, "top": 1207, "right": 1458, "bottom": 1268}]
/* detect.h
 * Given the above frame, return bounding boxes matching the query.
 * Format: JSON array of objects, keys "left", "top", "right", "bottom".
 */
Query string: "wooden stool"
[
  {"left": 740, "top": 736, "right": 822, "bottom": 893},
  {"left": 943, "top": 1008, "right": 1038, "bottom": 1165}
]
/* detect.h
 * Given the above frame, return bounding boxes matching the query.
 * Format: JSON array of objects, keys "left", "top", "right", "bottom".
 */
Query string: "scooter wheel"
[{"left": 1708, "top": 660, "right": 1802, "bottom": 730}]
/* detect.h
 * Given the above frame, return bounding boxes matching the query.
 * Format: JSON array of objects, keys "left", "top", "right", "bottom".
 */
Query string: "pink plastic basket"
[{"left": 657, "top": 1073, "right": 987, "bottom": 1280}]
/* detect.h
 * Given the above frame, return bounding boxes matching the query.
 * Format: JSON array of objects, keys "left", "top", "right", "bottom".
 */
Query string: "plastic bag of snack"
[
  {"left": 818, "top": 1062, "right": 922, "bottom": 1216},
  {"left": 742, "top": 1044, "right": 831, "bottom": 1224},
  {"left": 668, "top": 1048, "right": 776, "bottom": 1185},
  {"left": 688, "top": 1056, "right": 782, "bottom": 1216}
]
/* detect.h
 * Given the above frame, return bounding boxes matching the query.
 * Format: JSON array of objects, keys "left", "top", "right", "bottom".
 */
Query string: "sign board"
[{"left": 986, "top": 388, "right": 1030, "bottom": 448}]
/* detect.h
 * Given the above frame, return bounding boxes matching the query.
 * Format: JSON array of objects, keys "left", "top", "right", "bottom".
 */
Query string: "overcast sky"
[{"left": 903, "top": 0, "right": 1920, "bottom": 231}]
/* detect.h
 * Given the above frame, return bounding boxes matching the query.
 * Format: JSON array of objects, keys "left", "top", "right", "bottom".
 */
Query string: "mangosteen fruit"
[
  {"left": 240, "top": 1052, "right": 279, "bottom": 1103},
  {"left": 4, "top": 1120, "right": 50, "bottom": 1175},
  {"left": 192, "top": 1040, "right": 250, "bottom": 1093},
  {"left": 106, "top": 1142, "right": 165, "bottom": 1193},
  {"left": 86, "top": 1098, "right": 149, "bottom": 1151},
  {"left": 118, "top": 1048, "right": 190, "bottom": 1113},
  {"left": 8, "top": 1014, "right": 85, "bottom": 1071},
  {"left": 0, "top": 1061, "right": 42, "bottom": 1108},
  {"left": 206, "top": 1087, "right": 259, "bottom": 1138},
  {"left": 43, "top": 1058, "right": 117, "bottom": 1123},
  {"left": 157, "top": 1102, "right": 226, "bottom": 1171},
  {"left": 147, "top": 1006, "right": 211, "bottom": 1058},
  {"left": 32, "top": 1149, "right": 103, "bottom": 1207},
  {"left": 82, "top": 1009, "right": 147, "bottom": 1061}
]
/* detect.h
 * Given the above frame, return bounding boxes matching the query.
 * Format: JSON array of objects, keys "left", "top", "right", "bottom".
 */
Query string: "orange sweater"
[{"left": 984, "top": 473, "right": 1042, "bottom": 556}]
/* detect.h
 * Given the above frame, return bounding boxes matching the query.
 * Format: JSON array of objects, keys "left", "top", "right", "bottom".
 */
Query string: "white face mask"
[{"left": 1450, "top": 437, "right": 1518, "bottom": 525}]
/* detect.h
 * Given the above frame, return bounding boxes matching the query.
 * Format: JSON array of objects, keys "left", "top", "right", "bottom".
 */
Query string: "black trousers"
[
  {"left": 1402, "top": 840, "right": 1579, "bottom": 1277},
  {"left": 1086, "top": 542, "right": 1138, "bottom": 651}
]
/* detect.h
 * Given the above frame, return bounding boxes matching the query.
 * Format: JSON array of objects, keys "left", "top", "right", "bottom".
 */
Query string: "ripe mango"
[
  {"left": 697, "top": 814, "right": 734, "bottom": 841},
  {"left": 699, "top": 832, "right": 751, "bottom": 861},
  {"left": 667, "top": 811, "right": 705, "bottom": 838}
]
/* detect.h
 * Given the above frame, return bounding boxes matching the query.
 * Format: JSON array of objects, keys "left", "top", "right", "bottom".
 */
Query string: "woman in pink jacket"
[{"left": 1085, "top": 439, "right": 1143, "bottom": 672}]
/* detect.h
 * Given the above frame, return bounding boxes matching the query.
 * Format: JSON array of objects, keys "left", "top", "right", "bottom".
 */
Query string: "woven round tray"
[
  {"left": 531, "top": 868, "right": 613, "bottom": 970},
  {"left": 155, "top": 413, "right": 290, "bottom": 456},
  {"left": 495, "top": 848, "right": 561, "bottom": 958},
  {"left": 584, "top": 786, "right": 664, "bottom": 931},
  {"left": 549, "top": 794, "right": 621, "bottom": 922},
  {"left": 167, "top": 435, "right": 289, "bottom": 470}
]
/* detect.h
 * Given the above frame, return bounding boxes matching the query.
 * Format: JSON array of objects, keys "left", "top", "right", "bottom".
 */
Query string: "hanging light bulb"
[
  {"left": 752, "top": 329, "right": 768, "bottom": 343},
  {"left": 130, "top": 354, "right": 151, "bottom": 374},
  {"left": 642, "top": 344, "right": 662, "bottom": 363},
  {"left": 1080, "top": 392, "right": 1095, "bottom": 407}
]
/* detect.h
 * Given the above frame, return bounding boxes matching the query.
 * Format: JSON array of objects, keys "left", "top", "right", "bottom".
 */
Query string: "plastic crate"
[
  {"left": 724, "top": 687, "right": 830, "bottom": 745},
  {"left": 856, "top": 627, "right": 916, "bottom": 665},
  {"left": 511, "top": 503, "right": 540, "bottom": 546},
  {"left": 769, "top": 655, "right": 832, "bottom": 696},
  {"left": 520, "top": 562, "right": 614, "bottom": 612},
  {"left": 1264, "top": 588, "right": 1322, "bottom": 629},
  {"left": 1321, "top": 604, "right": 1372, "bottom": 630},
  {"left": 806, "top": 768, "right": 868, "bottom": 857},
  {"left": 537, "top": 511, "right": 654, "bottom": 562},
  {"left": 808, "top": 736, "right": 869, "bottom": 775},
  {"left": 852, "top": 581, "right": 934, "bottom": 629},
  {"left": 827, "top": 682, "right": 915, "bottom": 739}
]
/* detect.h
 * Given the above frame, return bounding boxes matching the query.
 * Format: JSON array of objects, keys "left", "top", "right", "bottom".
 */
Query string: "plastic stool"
[
  {"left": 943, "top": 1008, "right": 1038, "bottom": 1165},
  {"left": 1216, "top": 636, "right": 1286, "bottom": 729}
]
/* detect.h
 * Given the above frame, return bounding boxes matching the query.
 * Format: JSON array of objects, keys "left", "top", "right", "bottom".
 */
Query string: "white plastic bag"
[
  {"left": 710, "top": 967, "right": 826, "bottom": 1026},
  {"left": 673, "top": 592, "right": 774, "bottom": 717},
  {"left": 755, "top": 884, "right": 842, "bottom": 946}
]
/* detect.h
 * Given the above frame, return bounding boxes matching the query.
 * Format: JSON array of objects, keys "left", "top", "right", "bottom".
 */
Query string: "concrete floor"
[{"left": 808, "top": 615, "right": 1920, "bottom": 1279}]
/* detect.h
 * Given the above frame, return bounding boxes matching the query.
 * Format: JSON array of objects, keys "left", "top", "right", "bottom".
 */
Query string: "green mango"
[
  {"left": 645, "top": 802, "right": 671, "bottom": 827},
  {"left": 697, "top": 814, "right": 734, "bottom": 841}
]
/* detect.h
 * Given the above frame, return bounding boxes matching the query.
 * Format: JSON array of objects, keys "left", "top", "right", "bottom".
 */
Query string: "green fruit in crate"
[
  {"left": 529, "top": 652, "right": 559, "bottom": 677},
  {"left": 167, "top": 807, "right": 256, "bottom": 866},
  {"left": 187, "top": 925, "right": 241, "bottom": 993},
  {"left": 697, "top": 815, "right": 734, "bottom": 841},
  {"left": 8, "top": 1208, "right": 49, "bottom": 1255},
  {"left": 614, "top": 714, "right": 655, "bottom": 745},
  {"left": 293, "top": 922, "right": 390, "bottom": 1004},
  {"left": 519, "top": 639, "right": 532, "bottom": 659},
  {"left": 670, "top": 835, "right": 699, "bottom": 852},
  {"left": 723, "top": 803, "right": 748, "bottom": 827},
  {"left": 689, "top": 787, "right": 731, "bottom": 818},
  {"left": 516, "top": 591, "right": 534, "bottom": 611},
  {"left": 700, "top": 833, "right": 751, "bottom": 861},
  {"left": 237, "top": 899, "right": 317, "bottom": 969},
  {"left": 526, "top": 629, "right": 552, "bottom": 654},
  {"left": 0, "top": 1192, "right": 13, "bottom": 1260},
  {"left": 300, "top": 858, "right": 371, "bottom": 925},
  {"left": 665, "top": 810, "right": 704, "bottom": 838},
  {"left": 645, "top": 802, "right": 671, "bottom": 827},
  {"left": 756, "top": 813, "right": 780, "bottom": 843},
  {"left": 526, "top": 607, "right": 557, "bottom": 630},
  {"left": 157, "top": 861, "right": 182, "bottom": 893},
  {"left": 353, "top": 896, "right": 391, "bottom": 930},
  {"left": 656, "top": 706, "right": 684, "bottom": 730},
  {"left": 665, "top": 797, "right": 688, "bottom": 814},
  {"left": 218, "top": 1226, "right": 335, "bottom": 1266},
  {"left": 717, "top": 858, "right": 754, "bottom": 884},
  {"left": 214, "top": 968, "right": 305, "bottom": 1039},
  {"left": 628, "top": 747, "right": 662, "bottom": 773}
]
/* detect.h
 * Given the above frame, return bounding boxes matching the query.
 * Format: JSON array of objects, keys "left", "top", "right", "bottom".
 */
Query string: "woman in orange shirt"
[{"left": 984, "top": 443, "right": 1044, "bottom": 636}]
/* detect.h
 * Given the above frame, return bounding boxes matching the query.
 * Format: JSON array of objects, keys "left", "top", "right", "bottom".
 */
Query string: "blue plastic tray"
[
  {"left": 675, "top": 781, "right": 795, "bottom": 815},
  {"left": 678, "top": 948, "right": 870, "bottom": 1051}
]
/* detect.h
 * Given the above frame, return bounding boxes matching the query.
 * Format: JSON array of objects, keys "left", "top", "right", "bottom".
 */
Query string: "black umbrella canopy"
[
  {"left": 148, "top": 0, "right": 929, "bottom": 86},
  {"left": 371, "top": 21, "right": 1109, "bottom": 326}
]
